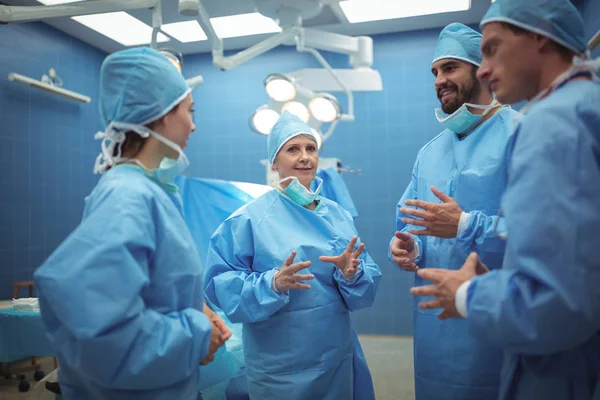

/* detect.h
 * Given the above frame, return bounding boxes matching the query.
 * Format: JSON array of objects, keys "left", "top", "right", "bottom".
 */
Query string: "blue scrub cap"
[
  {"left": 99, "top": 47, "right": 191, "bottom": 128},
  {"left": 432, "top": 23, "right": 483, "bottom": 67},
  {"left": 480, "top": 0, "right": 586, "bottom": 54},
  {"left": 267, "top": 111, "right": 319, "bottom": 164}
]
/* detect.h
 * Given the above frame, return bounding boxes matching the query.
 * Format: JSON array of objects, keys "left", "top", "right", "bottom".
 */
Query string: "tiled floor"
[{"left": 0, "top": 336, "right": 415, "bottom": 400}]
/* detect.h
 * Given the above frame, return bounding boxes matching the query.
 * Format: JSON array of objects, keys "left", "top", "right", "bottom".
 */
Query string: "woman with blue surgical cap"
[
  {"left": 204, "top": 111, "right": 382, "bottom": 400},
  {"left": 34, "top": 47, "right": 230, "bottom": 400}
]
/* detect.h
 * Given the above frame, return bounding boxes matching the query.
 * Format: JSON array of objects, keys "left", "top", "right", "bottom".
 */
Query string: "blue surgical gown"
[
  {"left": 204, "top": 190, "right": 382, "bottom": 400},
  {"left": 465, "top": 80, "right": 600, "bottom": 400},
  {"left": 34, "top": 165, "right": 213, "bottom": 400},
  {"left": 391, "top": 107, "right": 518, "bottom": 400}
]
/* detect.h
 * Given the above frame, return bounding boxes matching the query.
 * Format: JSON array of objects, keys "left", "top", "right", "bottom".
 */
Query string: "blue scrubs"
[
  {"left": 204, "top": 190, "right": 381, "bottom": 400},
  {"left": 34, "top": 165, "right": 213, "bottom": 400},
  {"left": 392, "top": 107, "right": 518, "bottom": 399},
  {"left": 465, "top": 80, "right": 600, "bottom": 400}
]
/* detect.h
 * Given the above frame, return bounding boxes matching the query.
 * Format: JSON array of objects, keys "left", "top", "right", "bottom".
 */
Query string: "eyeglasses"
[{"left": 493, "top": 208, "right": 508, "bottom": 240}]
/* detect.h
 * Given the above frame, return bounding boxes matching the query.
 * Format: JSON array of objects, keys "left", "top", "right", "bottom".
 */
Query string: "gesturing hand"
[
  {"left": 273, "top": 251, "right": 314, "bottom": 292},
  {"left": 319, "top": 236, "right": 364, "bottom": 279},
  {"left": 390, "top": 231, "right": 418, "bottom": 272},
  {"left": 400, "top": 186, "right": 463, "bottom": 238}
]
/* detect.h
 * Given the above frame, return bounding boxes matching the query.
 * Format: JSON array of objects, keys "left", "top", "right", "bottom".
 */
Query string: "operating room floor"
[{"left": 0, "top": 336, "right": 415, "bottom": 400}]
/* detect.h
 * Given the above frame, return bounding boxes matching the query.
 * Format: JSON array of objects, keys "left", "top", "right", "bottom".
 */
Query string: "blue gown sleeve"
[
  {"left": 333, "top": 210, "right": 382, "bottom": 312},
  {"left": 465, "top": 110, "right": 600, "bottom": 354},
  {"left": 388, "top": 158, "right": 424, "bottom": 264},
  {"left": 455, "top": 211, "right": 506, "bottom": 256},
  {"left": 204, "top": 214, "right": 290, "bottom": 324},
  {"left": 34, "top": 193, "right": 213, "bottom": 390}
]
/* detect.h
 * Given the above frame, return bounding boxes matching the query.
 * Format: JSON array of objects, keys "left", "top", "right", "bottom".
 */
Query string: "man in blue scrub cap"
[
  {"left": 411, "top": 1, "right": 600, "bottom": 399},
  {"left": 34, "top": 47, "right": 230, "bottom": 400},
  {"left": 388, "top": 22, "right": 518, "bottom": 400}
]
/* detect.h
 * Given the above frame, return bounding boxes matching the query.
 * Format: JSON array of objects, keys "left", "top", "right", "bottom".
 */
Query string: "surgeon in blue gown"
[
  {"left": 34, "top": 48, "right": 229, "bottom": 400},
  {"left": 389, "top": 23, "right": 518, "bottom": 400},
  {"left": 204, "top": 111, "right": 382, "bottom": 400},
  {"left": 411, "top": 1, "right": 600, "bottom": 399}
]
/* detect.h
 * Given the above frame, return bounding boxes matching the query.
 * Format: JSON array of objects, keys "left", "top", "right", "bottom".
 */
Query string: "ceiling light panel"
[{"left": 339, "top": 0, "right": 471, "bottom": 23}]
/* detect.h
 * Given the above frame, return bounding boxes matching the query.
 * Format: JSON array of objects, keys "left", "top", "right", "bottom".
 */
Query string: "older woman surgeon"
[
  {"left": 34, "top": 47, "right": 230, "bottom": 400},
  {"left": 204, "top": 111, "right": 382, "bottom": 400}
]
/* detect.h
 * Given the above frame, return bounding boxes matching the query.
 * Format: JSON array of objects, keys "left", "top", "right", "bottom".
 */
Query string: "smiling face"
[
  {"left": 432, "top": 58, "right": 481, "bottom": 114},
  {"left": 272, "top": 134, "right": 318, "bottom": 190}
]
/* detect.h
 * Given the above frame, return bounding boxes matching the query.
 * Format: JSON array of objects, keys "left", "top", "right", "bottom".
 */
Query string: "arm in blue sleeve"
[
  {"left": 334, "top": 211, "right": 382, "bottom": 311},
  {"left": 389, "top": 159, "right": 424, "bottom": 264},
  {"left": 455, "top": 133, "right": 512, "bottom": 255},
  {"left": 35, "top": 197, "right": 213, "bottom": 390},
  {"left": 465, "top": 112, "right": 600, "bottom": 354},
  {"left": 455, "top": 211, "right": 506, "bottom": 255},
  {"left": 203, "top": 214, "right": 289, "bottom": 324}
]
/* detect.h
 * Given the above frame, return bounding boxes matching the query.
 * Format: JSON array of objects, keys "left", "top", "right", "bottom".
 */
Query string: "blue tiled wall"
[
  {"left": 0, "top": 22, "right": 104, "bottom": 299},
  {"left": 182, "top": 28, "right": 443, "bottom": 335}
]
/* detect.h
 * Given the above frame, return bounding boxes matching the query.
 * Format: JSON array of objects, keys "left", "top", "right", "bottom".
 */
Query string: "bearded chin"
[
  {"left": 440, "top": 79, "right": 481, "bottom": 115},
  {"left": 442, "top": 97, "right": 462, "bottom": 114}
]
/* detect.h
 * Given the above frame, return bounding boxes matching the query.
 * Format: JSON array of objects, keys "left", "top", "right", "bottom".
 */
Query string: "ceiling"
[{"left": 2, "top": 0, "right": 495, "bottom": 55}]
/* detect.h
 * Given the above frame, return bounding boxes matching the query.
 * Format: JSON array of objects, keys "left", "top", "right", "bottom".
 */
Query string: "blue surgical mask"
[
  {"left": 152, "top": 151, "right": 190, "bottom": 184},
  {"left": 94, "top": 121, "right": 189, "bottom": 184},
  {"left": 277, "top": 176, "right": 323, "bottom": 206},
  {"left": 435, "top": 99, "right": 498, "bottom": 134}
]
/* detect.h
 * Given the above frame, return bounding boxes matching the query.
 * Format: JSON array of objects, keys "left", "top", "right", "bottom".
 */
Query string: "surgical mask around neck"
[
  {"left": 94, "top": 121, "right": 189, "bottom": 183},
  {"left": 277, "top": 176, "right": 323, "bottom": 206},
  {"left": 519, "top": 55, "right": 600, "bottom": 115},
  {"left": 435, "top": 99, "right": 499, "bottom": 134}
]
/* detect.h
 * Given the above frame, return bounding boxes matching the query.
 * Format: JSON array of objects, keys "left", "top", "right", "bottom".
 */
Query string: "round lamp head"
[
  {"left": 250, "top": 106, "right": 280, "bottom": 135},
  {"left": 265, "top": 74, "right": 296, "bottom": 102},
  {"left": 158, "top": 48, "right": 184, "bottom": 73},
  {"left": 281, "top": 101, "right": 310, "bottom": 123},
  {"left": 309, "top": 93, "right": 341, "bottom": 123}
]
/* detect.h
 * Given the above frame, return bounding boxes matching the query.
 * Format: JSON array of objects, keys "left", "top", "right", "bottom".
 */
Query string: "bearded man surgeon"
[{"left": 389, "top": 22, "right": 518, "bottom": 400}]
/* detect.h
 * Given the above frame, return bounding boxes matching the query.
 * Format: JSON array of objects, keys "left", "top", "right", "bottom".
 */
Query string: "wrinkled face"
[
  {"left": 273, "top": 135, "right": 318, "bottom": 189},
  {"left": 432, "top": 59, "right": 481, "bottom": 114},
  {"left": 156, "top": 93, "right": 196, "bottom": 158},
  {"left": 478, "top": 22, "right": 541, "bottom": 104}
]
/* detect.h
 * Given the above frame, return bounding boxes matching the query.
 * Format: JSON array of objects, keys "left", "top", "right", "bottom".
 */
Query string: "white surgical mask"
[
  {"left": 276, "top": 176, "right": 323, "bottom": 206},
  {"left": 435, "top": 99, "right": 499, "bottom": 134},
  {"left": 94, "top": 121, "right": 189, "bottom": 184}
]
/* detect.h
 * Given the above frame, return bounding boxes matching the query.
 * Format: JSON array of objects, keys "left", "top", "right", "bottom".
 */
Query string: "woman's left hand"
[{"left": 319, "top": 236, "right": 364, "bottom": 280}]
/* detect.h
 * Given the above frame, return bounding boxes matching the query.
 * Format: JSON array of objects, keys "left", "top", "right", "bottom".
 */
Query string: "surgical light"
[
  {"left": 265, "top": 74, "right": 296, "bottom": 102},
  {"left": 250, "top": 106, "right": 280, "bottom": 135},
  {"left": 309, "top": 93, "right": 341, "bottom": 123},
  {"left": 281, "top": 101, "right": 310, "bottom": 123},
  {"left": 158, "top": 48, "right": 183, "bottom": 73}
]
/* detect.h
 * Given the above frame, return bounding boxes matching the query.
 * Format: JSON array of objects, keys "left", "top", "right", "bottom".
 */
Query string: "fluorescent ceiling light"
[
  {"left": 210, "top": 12, "right": 281, "bottom": 39},
  {"left": 72, "top": 12, "right": 169, "bottom": 46},
  {"left": 37, "top": 0, "right": 83, "bottom": 4},
  {"left": 162, "top": 21, "right": 207, "bottom": 43},
  {"left": 339, "top": 0, "right": 471, "bottom": 23}
]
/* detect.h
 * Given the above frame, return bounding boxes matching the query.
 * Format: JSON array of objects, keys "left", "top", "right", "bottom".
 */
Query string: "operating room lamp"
[
  {"left": 190, "top": 0, "right": 383, "bottom": 143},
  {"left": 0, "top": 0, "right": 381, "bottom": 136}
]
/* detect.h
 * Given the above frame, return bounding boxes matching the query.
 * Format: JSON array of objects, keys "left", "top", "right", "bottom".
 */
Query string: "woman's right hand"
[
  {"left": 200, "top": 324, "right": 225, "bottom": 365},
  {"left": 273, "top": 251, "right": 314, "bottom": 292}
]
